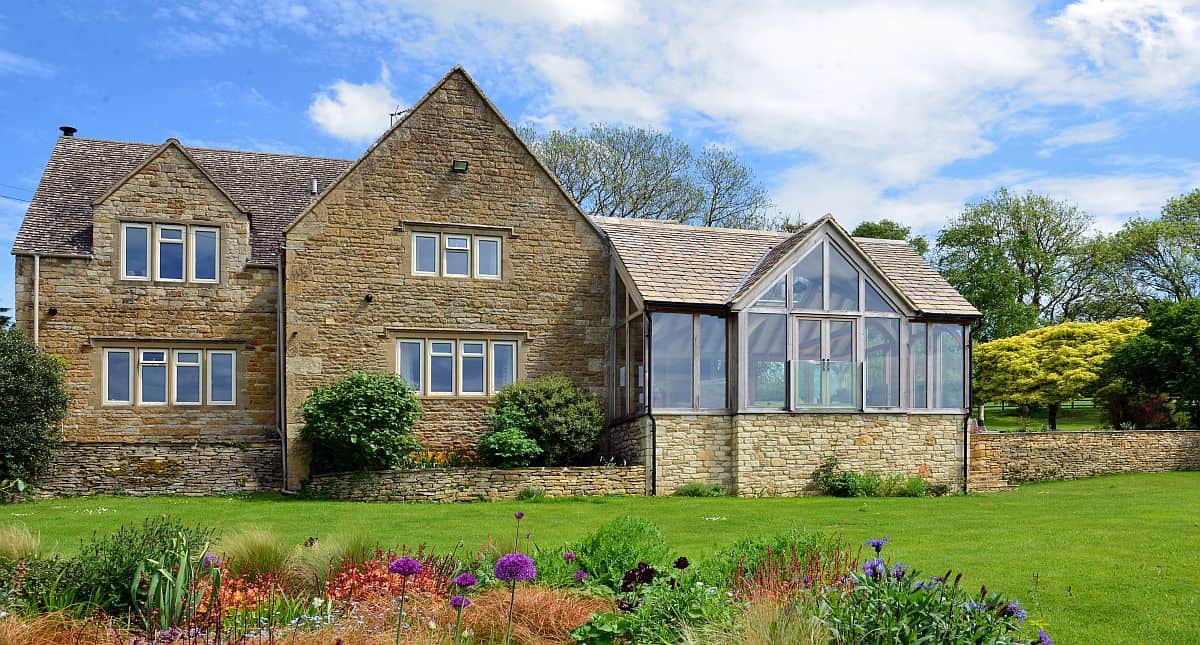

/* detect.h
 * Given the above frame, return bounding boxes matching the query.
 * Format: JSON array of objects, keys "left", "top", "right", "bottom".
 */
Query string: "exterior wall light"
[{"left": 451, "top": 160, "right": 469, "bottom": 173}]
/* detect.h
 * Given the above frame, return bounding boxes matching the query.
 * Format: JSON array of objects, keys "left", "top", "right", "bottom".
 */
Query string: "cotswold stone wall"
[
  {"left": 36, "top": 441, "right": 281, "bottom": 497},
  {"left": 305, "top": 466, "right": 645, "bottom": 502},
  {"left": 733, "top": 413, "right": 964, "bottom": 496},
  {"left": 605, "top": 416, "right": 650, "bottom": 466},
  {"left": 283, "top": 70, "right": 610, "bottom": 487},
  {"left": 968, "top": 430, "right": 1200, "bottom": 492},
  {"left": 654, "top": 415, "right": 735, "bottom": 494}
]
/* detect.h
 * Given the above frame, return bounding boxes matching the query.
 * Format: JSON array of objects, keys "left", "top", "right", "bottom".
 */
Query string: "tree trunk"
[{"left": 1048, "top": 402, "right": 1060, "bottom": 431}]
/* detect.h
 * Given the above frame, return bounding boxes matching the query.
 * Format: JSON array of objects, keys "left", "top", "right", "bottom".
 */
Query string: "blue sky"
[{"left": 5, "top": 1, "right": 1200, "bottom": 313}]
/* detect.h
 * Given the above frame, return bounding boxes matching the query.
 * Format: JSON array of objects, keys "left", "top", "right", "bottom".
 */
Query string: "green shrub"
[
  {"left": 1104, "top": 300, "right": 1200, "bottom": 426},
  {"left": 673, "top": 482, "right": 726, "bottom": 497},
  {"left": 899, "top": 476, "right": 929, "bottom": 497},
  {"left": 573, "top": 568, "right": 735, "bottom": 644},
  {"left": 300, "top": 371, "right": 423, "bottom": 473},
  {"left": 515, "top": 487, "right": 547, "bottom": 502},
  {"left": 705, "top": 528, "right": 836, "bottom": 586},
  {"left": 219, "top": 528, "right": 291, "bottom": 579},
  {"left": 811, "top": 457, "right": 929, "bottom": 498},
  {"left": 478, "top": 408, "right": 542, "bottom": 468},
  {"left": 0, "top": 329, "right": 69, "bottom": 493},
  {"left": 572, "top": 516, "right": 670, "bottom": 589},
  {"left": 487, "top": 375, "right": 605, "bottom": 466},
  {"left": 289, "top": 532, "right": 378, "bottom": 590}
]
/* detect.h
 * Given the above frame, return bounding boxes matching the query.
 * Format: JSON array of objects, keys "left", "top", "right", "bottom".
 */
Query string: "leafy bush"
[
  {"left": 478, "top": 410, "right": 542, "bottom": 468},
  {"left": 573, "top": 564, "right": 736, "bottom": 644},
  {"left": 673, "top": 482, "right": 726, "bottom": 497},
  {"left": 705, "top": 528, "right": 841, "bottom": 587},
  {"left": 218, "top": 528, "right": 290, "bottom": 580},
  {"left": 572, "top": 516, "right": 670, "bottom": 590},
  {"left": 486, "top": 375, "right": 605, "bottom": 466},
  {"left": 0, "top": 329, "right": 69, "bottom": 492},
  {"left": 300, "top": 371, "right": 423, "bottom": 473},
  {"left": 1104, "top": 299, "right": 1200, "bottom": 427},
  {"left": 811, "top": 457, "right": 934, "bottom": 498},
  {"left": 1095, "top": 380, "right": 1178, "bottom": 429}
]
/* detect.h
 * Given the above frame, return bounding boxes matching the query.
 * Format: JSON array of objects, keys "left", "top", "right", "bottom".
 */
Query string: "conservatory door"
[{"left": 793, "top": 318, "right": 858, "bottom": 409}]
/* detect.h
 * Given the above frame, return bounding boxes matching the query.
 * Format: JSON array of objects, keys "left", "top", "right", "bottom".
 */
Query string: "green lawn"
[
  {"left": 6, "top": 473, "right": 1200, "bottom": 643},
  {"left": 982, "top": 402, "right": 1107, "bottom": 431}
]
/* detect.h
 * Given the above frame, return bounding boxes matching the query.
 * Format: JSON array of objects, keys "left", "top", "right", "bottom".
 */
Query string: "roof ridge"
[
  {"left": 60, "top": 135, "right": 351, "bottom": 163},
  {"left": 591, "top": 216, "right": 790, "bottom": 236}
]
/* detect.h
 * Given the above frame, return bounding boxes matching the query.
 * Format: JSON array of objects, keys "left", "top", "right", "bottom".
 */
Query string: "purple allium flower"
[
  {"left": 562, "top": 551, "right": 577, "bottom": 561},
  {"left": 389, "top": 557, "right": 423, "bottom": 576},
  {"left": 890, "top": 563, "right": 908, "bottom": 580},
  {"left": 200, "top": 553, "right": 220, "bottom": 570},
  {"left": 574, "top": 569, "right": 588, "bottom": 581},
  {"left": 453, "top": 572, "right": 478, "bottom": 588},
  {"left": 866, "top": 537, "right": 889, "bottom": 553},
  {"left": 494, "top": 552, "right": 537, "bottom": 582},
  {"left": 861, "top": 557, "right": 886, "bottom": 578},
  {"left": 514, "top": 511, "right": 524, "bottom": 520},
  {"left": 449, "top": 595, "right": 471, "bottom": 610},
  {"left": 999, "top": 600, "right": 1026, "bottom": 622},
  {"left": 673, "top": 557, "right": 690, "bottom": 570},
  {"left": 1038, "top": 629, "right": 1052, "bottom": 645}
]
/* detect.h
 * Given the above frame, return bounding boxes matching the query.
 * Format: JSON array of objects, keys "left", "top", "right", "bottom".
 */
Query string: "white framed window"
[
  {"left": 490, "top": 341, "right": 517, "bottom": 392},
  {"left": 397, "top": 340, "right": 424, "bottom": 392},
  {"left": 103, "top": 349, "right": 133, "bottom": 404},
  {"left": 138, "top": 350, "right": 168, "bottom": 405},
  {"left": 207, "top": 350, "right": 236, "bottom": 405},
  {"left": 190, "top": 226, "right": 220, "bottom": 282},
  {"left": 173, "top": 350, "right": 202, "bottom": 405},
  {"left": 444, "top": 235, "right": 471, "bottom": 277},
  {"left": 429, "top": 341, "right": 457, "bottom": 394},
  {"left": 475, "top": 237, "right": 501, "bottom": 279},
  {"left": 460, "top": 341, "right": 486, "bottom": 395},
  {"left": 120, "top": 224, "right": 151, "bottom": 280},
  {"left": 155, "top": 225, "right": 186, "bottom": 282},
  {"left": 412, "top": 233, "right": 440, "bottom": 275}
]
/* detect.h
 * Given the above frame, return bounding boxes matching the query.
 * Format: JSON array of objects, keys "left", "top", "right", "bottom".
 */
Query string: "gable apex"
[{"left": 90, "top": 138, "right": 251, "bottom": 215}]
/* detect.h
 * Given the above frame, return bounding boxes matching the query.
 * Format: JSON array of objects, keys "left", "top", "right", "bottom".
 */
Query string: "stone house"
[{"left": 11, "top": 67, "right": 980, "bottom": 497}]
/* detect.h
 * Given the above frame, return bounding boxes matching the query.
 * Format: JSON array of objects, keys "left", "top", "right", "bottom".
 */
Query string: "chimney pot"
[
  {"left": 310, "top": 178, "right": 318, "bottom": 196},
  {"left": 59, "top": 126, "right": 77, "bottom": 137}
]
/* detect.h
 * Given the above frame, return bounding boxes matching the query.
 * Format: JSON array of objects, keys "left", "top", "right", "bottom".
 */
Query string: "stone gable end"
[{"left": 283, "top": 70, "right": 611, "bottom": 483}]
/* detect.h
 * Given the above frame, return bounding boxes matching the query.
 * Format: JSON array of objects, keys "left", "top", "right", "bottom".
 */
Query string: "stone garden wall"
[
  {"left": 967, "top": 430, "right": 1200, "bottom": 492},
  {"left": 36, "top": 441, "right": 281, "bottom": 498},
  {"left": 305, "top": 465, "right": 647, "bottom": 502}
]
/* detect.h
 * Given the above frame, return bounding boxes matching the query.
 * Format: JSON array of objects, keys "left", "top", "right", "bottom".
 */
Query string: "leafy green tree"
[
  {"left": 522, "top": 124, "right": 771, "bottom": 229},
  {"left": 935, "top": 188, "right": 1097, "bottom": 339},
  {"left": 851, "top": 219, "right": 929, "bottom": 255},
  {"left": 486, "top": 374, "right": 605, "bottom": 466},
  {"left": 974, "top": 318, "right": 1148, "bottom": 429},
  {"left": 1105, "top": 299, "right": 1200, "bottom": 426},
  {"left": 299, "top": 371, "right": 423, "bottom": 473},
  {"left": 1102, "top": 190, "right": 1200, "bottom": 313},
  {"left": 0, "top": 329, "right": 69, "bottom": 489},
  {"left": 0, "top": 306, "right": 10, "bottom": 330}
]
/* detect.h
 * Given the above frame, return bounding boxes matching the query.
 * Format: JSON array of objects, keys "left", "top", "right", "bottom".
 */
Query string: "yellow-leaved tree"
[{"left": 974, "top": 318, "right": 1148, "bottom": 429}]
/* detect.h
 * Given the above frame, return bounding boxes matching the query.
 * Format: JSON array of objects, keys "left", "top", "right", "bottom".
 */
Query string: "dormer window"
[
  {"left": 410, "top": 231, "right": 503, "bottom": 280},
  {"left": 121, "top": 222, "right": 220, "bottom": 284}
]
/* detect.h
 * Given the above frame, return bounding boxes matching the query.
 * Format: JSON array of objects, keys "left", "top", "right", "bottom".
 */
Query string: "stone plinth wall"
[
  {"left": 968, "top": 430, "right": 1200, "bottom": 492},
  {"left": 37, "top": 441, "right": 281, "bottom": 497},
  {"left": 305, "top": 465, "right": 647, "bottom": 502},
  {"left": 605, "top": 416, "right": 650, "bottom": 466},
  {"left": 654, "top": 414, "right": 735, "bottom": 494}
]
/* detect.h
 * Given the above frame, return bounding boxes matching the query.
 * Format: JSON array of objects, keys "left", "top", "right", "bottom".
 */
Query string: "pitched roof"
[
  {"left": 13, "top": 136, "right": 350, "bottom": 263},
  {"left": 592, "top": 216, "right": 980, "bottom": 317}
]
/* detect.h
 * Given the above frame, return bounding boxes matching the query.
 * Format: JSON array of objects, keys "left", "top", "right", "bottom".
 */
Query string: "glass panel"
[
  {"left": 628, "top": 314, "right": 645, "bottom": 412},
  {"left": 910, "top": 323, "right": 928, "bottom": 408},
  {"left": 933, "top": 324, "right": 965, "bottom": 408},
  {"left": 699, "top": 315, "right": 727, "bottom": 408},
  {"left": 462, "top": 342, "right": 484, "bottom": 354},
  {"left": 124, "top": 226, "right": 148, "bottom": 278},
  {"left": 159, "top": 241, "right": 184, "bottom": 280},
  {"left": 462, "top": 355, "right": 485, "bottom": 394},
  {"left": 828, "top": 247, "right": 859, "bottom": 310},
  {"left": 175, "top": 351, "right": 201, "bottom": 404},
  {"left": 756, "top": 278, "right": 786, "bottom": 307},
  {"left": 160, "top": 228, "right": 183, "bottom": 240},
  {"left": 791, "top": 247, "right": 823, "bottom": 310},
  {"left": 445, "top": 250, "right": 470, "bottom": 276},
  {"left": 615, "top": 276, "right": 627, "bottom": 321},
  {"left": 141, "top": 365, "right": 167, "bottom": 404},
  {"left": 477, "top": 238, "right": 500, "bottom": 277},
  {"left": 651, "top": 313, "right": 693, "bottom": 408},
  {"left": 209, "top": 352, "right": 234, "bottom": 403},
  {"left": 795, "top": 319, "right": 821, "bottom": 361},
  {"left": 398, "top": 341, "right": 423, "bottom": 391},
  {"left": 793, "top": 319, "right": 822, "bottom": 408},
  {"left": 492, "top": 343, "right": 516, "bottom": 392},
  {"left": 106, "top": 351, "right": 131, "bottom": 402},
  {"left": 430, "top": 342, "right": 455, "bottom": 394},
  {"left": 865, "top": 282, "right": 895, "bottom": 313},
  {"left": 193, "top": 228, "right": 218, "bottom": 281},
  {"left": 615, "top": 322, "right": 627, "bottom": 416},
  {"left": 747, "top": 313, "right": 786, "bottom": 407},
  {"left": 414, "top": 235, "right": 438, "bottom": 273},
  {"left": 141, "top": 351, "right": 166, "bottom": 362},
  {"left": 446, "top": 236, "right": 469, "bottom": 249},
  {"left": 828, "top": 320, "right": 856, "bottom": 408},
  {"left": 865, "top": 318, "right": 900, "bottom": 407}
]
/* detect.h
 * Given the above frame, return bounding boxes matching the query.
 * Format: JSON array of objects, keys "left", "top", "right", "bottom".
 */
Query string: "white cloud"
[
  {"left": 1039, "top": 119, "right": 1121, "bottom": 156},
  {"left": 528, "top": 54, "right": 666, "bottom": 126},
  {"left": 0, "top": 49, "right": 51, "bottom": 76},
  {"left": 308, "top": 66, "right": 402, "bottom": 142}
]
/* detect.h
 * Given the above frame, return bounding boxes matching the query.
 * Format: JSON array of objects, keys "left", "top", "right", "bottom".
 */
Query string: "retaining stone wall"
[
  {"left": 37, "top": 441, "right": 282, "bottom": 497},
  {"left": 305, "top": 465, "right": 646, "bottom": 502},
  {"left": 968, "top": 429, "right": 1200, "bottom": 491}
]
